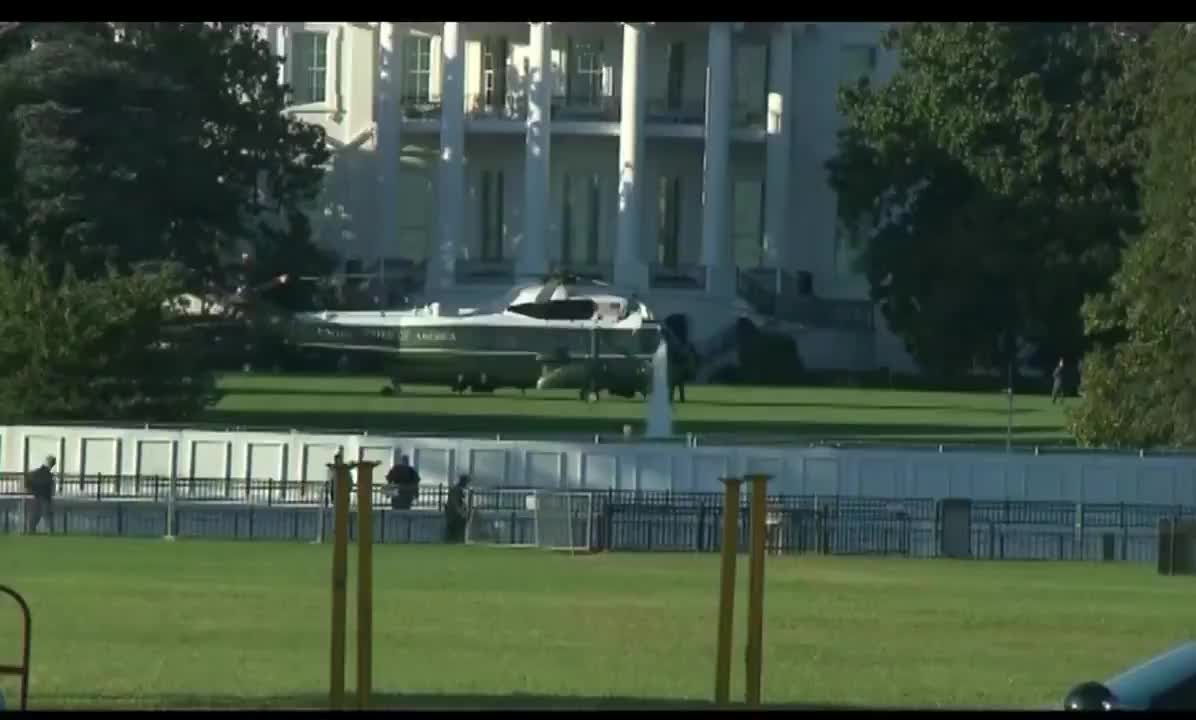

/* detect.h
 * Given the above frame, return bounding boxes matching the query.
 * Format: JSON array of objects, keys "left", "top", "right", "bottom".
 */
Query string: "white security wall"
[{"left": 5, "top": 425, "right": 1196, "bottom": 506}]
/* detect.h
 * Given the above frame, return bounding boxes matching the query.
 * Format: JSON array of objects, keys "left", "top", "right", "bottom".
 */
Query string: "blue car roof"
[{"left": 1106, "top": 642, "right": 1196, "bottom": 709}]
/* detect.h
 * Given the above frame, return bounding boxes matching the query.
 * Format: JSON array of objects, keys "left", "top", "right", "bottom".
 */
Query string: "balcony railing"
[
  {"left": 732, "top": 101, "right": 766, "bottom": 129},
  {"left": 466, "top": 93, "right": 527, "bottom": 121},
  {"left": 550, "top": 261, "right": 613, "bottom": 283},
  {"left": 400, "top": 95, "right": 442, "bottom": 120},
  {"left": 357, "top": 259, "right": 428, "bottom": 306},
  {"left": 454, "top": 258, "right": 515, "bottom": 284},
  {"left": 650, "top": 263, "right": 706, "bottom": 290},
  {"left": 400, "top": 91, "right": 744, "bottom": 129},
  {"left": 737, "top": 268, "right": 780, "bottom": 315},
  {"left": 785, "top": 298, "right": 874, "bottom": 331},
  {"left": 645, "top": 97, "right": 705, "bottom": 124},
  {"left": 736, "top": 267, "right": 874, "bottom": 332},
  {"left": 551, "top": 94, "right": 620, "bottom": 122}
]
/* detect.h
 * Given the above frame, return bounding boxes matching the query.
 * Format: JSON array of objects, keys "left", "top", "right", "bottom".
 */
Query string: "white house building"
[{"left": 259, "top": 21, "right": 916, "bottom": 373}]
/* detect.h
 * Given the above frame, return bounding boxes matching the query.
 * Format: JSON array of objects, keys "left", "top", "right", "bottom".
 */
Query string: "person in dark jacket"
[
  {"left": 325, "top": 447, "right": 345, "bottom": 505},
  {"left": 25, "top": 455, "right": 56, "bottom": 534},
  {"left": 444, "top": 474, "right": 472, "bottom": 543},
  {"left": 386, "top": 455, "right": 421, "bottom": 510},
  {"left": 1051, "top": 358, "right": 1066, "bottom": 404}
]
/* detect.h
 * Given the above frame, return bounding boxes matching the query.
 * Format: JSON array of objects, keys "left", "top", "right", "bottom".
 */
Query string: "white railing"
[{"left": 3, "top": 424, "right": 1196, "bottom": 506}]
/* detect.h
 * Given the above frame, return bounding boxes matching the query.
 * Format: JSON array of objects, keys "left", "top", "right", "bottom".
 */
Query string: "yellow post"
[
  {"left": 354, "top": 461, "right": 379, "bottom": 709},
  {"left": 744, "top": 473, "right": 771, "bottom": 706},
  {"left": 328, "top": 462, "right": 351, "bottom": 709},
  {"left": 714, "top": 477, "right": 742, "bottom": 706}
]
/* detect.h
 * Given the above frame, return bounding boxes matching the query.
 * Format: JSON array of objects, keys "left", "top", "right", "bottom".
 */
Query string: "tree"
[
  {"left": 827, "top": 23, "right": 1143, "bottom": 377},
  {"left": 1069, "top": 25, "right": 1196, "bottom": 448},
  {"left": 0, "top": 22, "right": 334, "bottom": 422},
  {"left": 0, "top": 22, "right": 333, "bottom": 288},
  {"left": 0, "top": 25, "right": 189, "bottom": 281},
  {"left": 0, "top": 254, "right": 218, "bottom": 422},
  {"left": 116, "top": 23, "right": 335, "bottom": 287}
]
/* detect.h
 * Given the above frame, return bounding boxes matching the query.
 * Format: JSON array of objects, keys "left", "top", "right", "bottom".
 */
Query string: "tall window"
[
  {"left": 291, "top": 31, "right": 328, "bottom": 105},
  {"left": 404, "top": 36, "right": 433, "bottom": 103},
  {"left": 835, "top": 214, "right": 869, "bottom": 277},
  {"left": 398, "top": 173, "right": 433, "bottom": 262},
  {"left": 734, "top": 43, "right": 767, "bottom": 124},
  {"left": 481, "top": 37, "right": 509, "bottom": 110},
  {"left": 480, "top": 170, "right": 505, "bottom": 261},
  {"left": 840, "top": 44, "right": 878, "bottom": 87},
  {"left": 562, "top": 173, "right": 602, "bottom": 266},
  {"left": 567, "top": 39, "right": 604, "bottom": 106},
  {"left": 732, "top": 179, "right": 765, "bottom": 268},
  {"left": 656, "top": 176, "right": 681, "bottom": 267},
  {"left": 666, "top": 41, "right": 685, "bottom": 110}
]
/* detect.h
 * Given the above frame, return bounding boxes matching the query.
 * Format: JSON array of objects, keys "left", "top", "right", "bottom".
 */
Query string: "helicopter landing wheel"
[{"left": 580, "top": 385, "right": 599, "bottom": 403}]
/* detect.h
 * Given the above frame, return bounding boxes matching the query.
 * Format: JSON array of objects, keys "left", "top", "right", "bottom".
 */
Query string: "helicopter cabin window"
[{"left": 508, "top": 299, "right": 597, "bottom": 321}]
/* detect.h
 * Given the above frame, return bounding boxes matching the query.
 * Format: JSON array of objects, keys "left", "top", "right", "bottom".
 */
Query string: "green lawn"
[
  {"left": 202, "top": 373, "right": 1074, "bottom": 445},
  {"left": 1, "top": 537, "right": 1190, "bottom": 710}
]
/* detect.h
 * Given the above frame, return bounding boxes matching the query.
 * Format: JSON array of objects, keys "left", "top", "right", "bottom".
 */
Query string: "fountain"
[{"left": 645, "top": 338, "right": 674, "bottom": 439}]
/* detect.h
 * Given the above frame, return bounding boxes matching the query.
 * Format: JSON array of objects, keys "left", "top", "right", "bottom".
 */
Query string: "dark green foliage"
[
  {"left": 0, "top": 22, "right": 332, "bottom": 287},
  {"left": 828, "top": 23, "right": 1142, "bottom": 377},
  {"left": 0, "top": 255, "right": 218, "bottom": 421},
  {"left": 1069, "top": 25, "right": 1196, "bottom": 448},
  {"left": 0, "top": 22, "right": 333, "bottom": 422},
  {"left": 732, "top": 320, "right": 805, "bottom": 386}
]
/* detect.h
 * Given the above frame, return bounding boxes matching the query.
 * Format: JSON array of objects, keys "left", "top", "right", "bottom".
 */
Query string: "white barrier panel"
[{"left": 2, "top": 425, "right": 1196, "bottom": 505}]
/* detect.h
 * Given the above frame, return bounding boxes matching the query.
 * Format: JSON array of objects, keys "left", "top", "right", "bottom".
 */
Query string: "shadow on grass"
[
  {"left": 696, "top": 400, "right": 1040, "bottom": 415},
  {"left": 217, "top": 383, "right": 1049, "bottom": 414},
  {"left": 222, "top": 385, "right": 586, "bottom": 402},
  {"left": 41, "top": 691, "right": 863, "bottom": 711},
  {"left": 198, "top": 408, "right": 1066, "bottom": 443}
]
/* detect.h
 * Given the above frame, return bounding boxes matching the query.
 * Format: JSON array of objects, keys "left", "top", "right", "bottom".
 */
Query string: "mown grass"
[
  {"left": 202, "top": 373, "right": 1073, "bottom": 445},
  {"left": 1, "top": 537, "right": 1189, "bottom": 709}
]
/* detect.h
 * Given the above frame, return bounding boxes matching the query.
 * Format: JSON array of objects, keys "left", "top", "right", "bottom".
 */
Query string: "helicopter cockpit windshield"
[{"left": 507, "top": 299, "right": 598, "bottom": 321}]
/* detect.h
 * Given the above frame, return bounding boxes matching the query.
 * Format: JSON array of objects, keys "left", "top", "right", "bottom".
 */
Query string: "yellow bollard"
[
  {"left": 354, "top": 461, "right": 379, "bottom": 710},
  {"left": 714, "top": 477, "right": 742, "bottom": 706},
  {"left": 744, "top": 473, "right": 771, "bottom": 706},
  {"left": 328, "top": 462, "right": 351, "bottom": 709}
]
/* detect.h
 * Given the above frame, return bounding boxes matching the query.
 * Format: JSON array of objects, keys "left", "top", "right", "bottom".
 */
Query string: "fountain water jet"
[{"left": 645, "top": 338, "right": 674, "bottom": 438}]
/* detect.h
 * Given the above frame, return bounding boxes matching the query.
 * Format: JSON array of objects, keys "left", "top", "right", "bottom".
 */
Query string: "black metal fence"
[
  {"left": 0, "top": 472, "right": 428, "bottom": 508},
  {"left": 2, "top": 472, "right": 1191, "bottom": 563}
]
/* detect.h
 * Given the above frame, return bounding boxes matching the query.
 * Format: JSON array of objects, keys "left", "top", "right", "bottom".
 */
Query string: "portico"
[{"left": 373, "top": 21, "right": 794, "bottom": 298}]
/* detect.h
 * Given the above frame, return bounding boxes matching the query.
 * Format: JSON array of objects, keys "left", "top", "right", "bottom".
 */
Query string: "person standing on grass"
[
  {"left": 669, "top": 339, "right": 698, "bottom": 404},
  {"left": 325, "top": 447, "right": 345, "bottom": 505},
  {"left": 1051, "top": 358, "right": 1066, "bottom": 404},
  {"left": 386, "top": 454, "right": 421, "bottom": 511},
  {"left": 444, "top": 474, "right": 472, "bottom": 543},
  {"left": 25, "top": 455, "right": 56, "bottom": 534}
]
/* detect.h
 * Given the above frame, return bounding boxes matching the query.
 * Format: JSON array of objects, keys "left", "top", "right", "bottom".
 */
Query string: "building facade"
[{"left": 260, "top": 21, "right": 916, "bottom": 373}]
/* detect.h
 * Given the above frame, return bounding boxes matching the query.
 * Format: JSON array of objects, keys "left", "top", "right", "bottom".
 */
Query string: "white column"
[
  {"left": 701, "top": 22, "right": 733, "bottom": 297},
  {"left": 376, "top": 23, "right": 403, "bottom": 284},
  {"left": 615, "top": 22, "right": 648, "bottom": 290},
  {"left": 519, "top": 22, "right": 552, "bottom": 279},
  {"left": 433, "top": 21, "right": 465, "bottom": 290},
  {"left": 763, "top": 23, "right": 793, "bottom": 271},
  {"left": 275, "top": 24, "right": 290, "bottom": 86}
]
